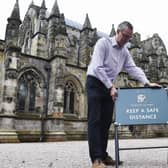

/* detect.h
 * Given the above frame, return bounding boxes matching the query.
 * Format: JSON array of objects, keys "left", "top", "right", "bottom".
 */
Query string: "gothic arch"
[
  {"left": 63, "top": 74, "right": 84, "bottom": 116},
  {"left": 16, "top": 67, "right": 46, "bottom": 114},
  {"left": 64, "top": 74, "right": 84, "bottom": 93},
  {"left": 18, "top": 66, "right": 46, "bottom": 87}
]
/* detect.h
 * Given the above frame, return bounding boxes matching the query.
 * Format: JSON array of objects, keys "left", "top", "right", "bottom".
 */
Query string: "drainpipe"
[{"left": 40, "top": 63, "right": 51, "bottom": 142}]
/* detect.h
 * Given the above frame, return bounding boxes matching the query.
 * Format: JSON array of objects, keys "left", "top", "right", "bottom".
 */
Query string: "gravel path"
[{"left": 0, "top": 138, "right": 167, "bottom": 168}]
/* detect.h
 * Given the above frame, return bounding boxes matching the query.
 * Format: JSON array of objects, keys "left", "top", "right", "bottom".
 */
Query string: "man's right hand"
[{"left": 110, "top": 86, "right": 118, "bottom": 101}]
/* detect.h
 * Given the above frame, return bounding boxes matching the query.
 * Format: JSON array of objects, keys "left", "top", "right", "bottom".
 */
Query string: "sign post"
[{"left": 114, "top": 87, "right": 168, "bottom": 168}]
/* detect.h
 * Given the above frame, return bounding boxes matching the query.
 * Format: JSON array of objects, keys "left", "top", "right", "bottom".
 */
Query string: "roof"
[{"left": 65, "top": 18, "right": 109, "bottom": 37}]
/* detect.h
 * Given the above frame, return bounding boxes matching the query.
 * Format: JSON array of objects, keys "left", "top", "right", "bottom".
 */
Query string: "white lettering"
[
  {"left": 126, "top": 108, "right": 139, "bottom": 113},
  {"left": 129, "top": 114, "right": 157, "bottom": 120},
  {"left": 146, "top": 107, "right": 159, "bottom": 113}
]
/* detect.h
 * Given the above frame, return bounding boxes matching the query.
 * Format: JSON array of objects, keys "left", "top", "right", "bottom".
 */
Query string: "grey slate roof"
[{"left": 65, "top": 18, "right": 109, "bottom": 37}]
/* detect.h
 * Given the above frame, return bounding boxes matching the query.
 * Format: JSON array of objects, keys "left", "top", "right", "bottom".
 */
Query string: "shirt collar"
[
  {"left": 111, "top": 36, "right": 120, "bottom": 48},
  {"left": 111, "top": 36, "right": 129, "bottom": 49}
]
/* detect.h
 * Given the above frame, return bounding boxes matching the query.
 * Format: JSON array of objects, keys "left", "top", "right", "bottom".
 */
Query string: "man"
[{"left": 85, "top": 21, "right": 160, "bottom": 168}]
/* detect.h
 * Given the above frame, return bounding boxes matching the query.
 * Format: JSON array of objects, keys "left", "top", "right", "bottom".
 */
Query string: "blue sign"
[{"left": 115, "top": 88, "right": 168, "bottom": 125}]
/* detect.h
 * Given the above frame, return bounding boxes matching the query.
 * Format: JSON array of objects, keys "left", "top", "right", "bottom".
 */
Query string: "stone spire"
[
  {"left": 5, "top": 0, "right": 21, "bottom": 44},
  {"left": 50, "top": 0, "right": 60, "bottom": 16},
  {"left": 79, "top": 14, "right": 95, "bottom": 66},
  {"left": 47, "top": 0, "right": 67, "bottom": 57},
  {"left": 82, "top": 14, "right": 92, "bottom": 29},
  {"left": 110, "top": 24, "right": 116, "bottom": 37},
  {"left": 9, "top": 0, "right": 20, "bottom": 20},
  {"left": 41, "top": 0, "right": 46, "bottom": 9},
  {"left": 39, "top": 0, "right": 47, "bottom": 19}
]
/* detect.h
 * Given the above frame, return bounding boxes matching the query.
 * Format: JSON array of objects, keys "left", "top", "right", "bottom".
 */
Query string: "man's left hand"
[{"left": 145, "top": 83, "right": 162, "bottom": 88}]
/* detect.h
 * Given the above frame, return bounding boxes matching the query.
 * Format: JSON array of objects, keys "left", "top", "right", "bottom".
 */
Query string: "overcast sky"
[{"left": 0, "top": 0, "right": 168, "bottom": 50}]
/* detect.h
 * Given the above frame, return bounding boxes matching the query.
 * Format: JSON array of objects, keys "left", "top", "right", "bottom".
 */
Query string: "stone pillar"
[
  {"left": 0, "top": 47, "right": 20, "bottom": 142},
  {"left": 44, "top": 57, "right": 67, "bottom": 141}
]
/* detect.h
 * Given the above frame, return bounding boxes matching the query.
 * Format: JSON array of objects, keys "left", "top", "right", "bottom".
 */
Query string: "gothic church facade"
[{"left": 0, "top": 0, "right": 167, "bottom": 142}]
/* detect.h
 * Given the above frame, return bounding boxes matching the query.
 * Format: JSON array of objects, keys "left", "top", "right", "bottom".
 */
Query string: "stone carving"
[
  {"left": 5, "top": 70, "right": 17, "bottom": 79},
  {"left": 1, "top": 0, "right": 168, "bottom": 142},
  {"left": 55, "top": 64, "right": 66, "bottom": 87}
]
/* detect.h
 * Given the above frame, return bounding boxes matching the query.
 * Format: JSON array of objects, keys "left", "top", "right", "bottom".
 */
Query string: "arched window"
[
  {"left": 17, "top": 71, "right": 38, "bottom": 112},
  {"left": 64, "top": 81, "right": 76, "bottom": 114}
]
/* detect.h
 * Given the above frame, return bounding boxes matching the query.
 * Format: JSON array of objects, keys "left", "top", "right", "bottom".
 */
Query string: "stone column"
[
  {"left": 45, "top": 57, "right": 67, "bottom": 141},
  {"left": 0, "top": 47, "right": 20, "bottom": 142}
]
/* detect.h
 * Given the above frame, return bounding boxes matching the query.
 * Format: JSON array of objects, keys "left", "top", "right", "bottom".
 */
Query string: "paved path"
[{"left": 0, "top": 138, "right": 168, "bottom": 168}]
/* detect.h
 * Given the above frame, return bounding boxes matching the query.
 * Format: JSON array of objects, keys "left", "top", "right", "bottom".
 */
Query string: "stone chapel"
[{"left": 0, "top": 0, "right": 167, "bottom": 142}]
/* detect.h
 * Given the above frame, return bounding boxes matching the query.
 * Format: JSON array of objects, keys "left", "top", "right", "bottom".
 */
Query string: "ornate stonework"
[{"left": 0, "top": 0, "right": 167, "bottom": 142}]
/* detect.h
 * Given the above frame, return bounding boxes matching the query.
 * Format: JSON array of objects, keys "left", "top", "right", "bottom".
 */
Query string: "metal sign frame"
[{"left": 114, "top": 87, "right": 168, "bottom": 168}]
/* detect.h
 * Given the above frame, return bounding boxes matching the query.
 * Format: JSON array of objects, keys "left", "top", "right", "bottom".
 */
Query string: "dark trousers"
[{"left": 86, "top": 75, "right": 114, "bottom": 162}]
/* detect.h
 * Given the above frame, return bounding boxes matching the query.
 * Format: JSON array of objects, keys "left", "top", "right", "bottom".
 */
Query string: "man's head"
[{"left": 116, "top": 21, "right": 133, "bottom": 47}]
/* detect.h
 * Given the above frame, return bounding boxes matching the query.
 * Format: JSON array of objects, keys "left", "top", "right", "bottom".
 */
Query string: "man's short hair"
[{"left": 117, "top": 21, "right": 133, "bottom": 32}]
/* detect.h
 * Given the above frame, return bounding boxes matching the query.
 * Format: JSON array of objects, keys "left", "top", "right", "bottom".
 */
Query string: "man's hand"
[
  {"left": 110, "top": 86, "right": 118, "bottom": 101},
  {"left": 145, "top": 83, "right": 162, "bottom": 88}
]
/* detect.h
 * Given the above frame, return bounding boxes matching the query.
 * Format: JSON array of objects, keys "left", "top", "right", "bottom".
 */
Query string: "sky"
[{"left": 0, "top": 0, "right": 168, "bottom": 50}]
